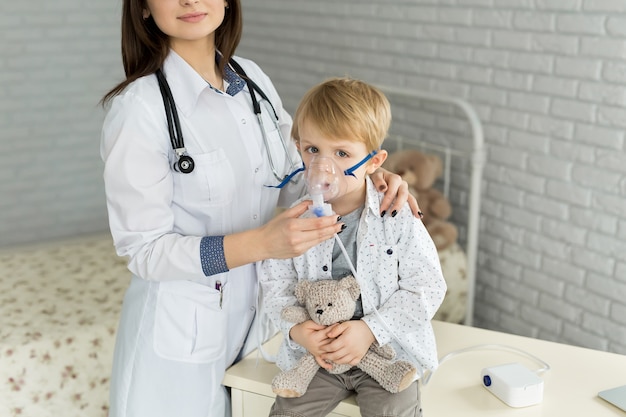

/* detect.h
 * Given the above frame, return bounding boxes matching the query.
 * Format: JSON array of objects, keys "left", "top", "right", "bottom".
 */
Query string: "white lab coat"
[{"left": 101, "top": 51, "right": 301, "bottom": 417}]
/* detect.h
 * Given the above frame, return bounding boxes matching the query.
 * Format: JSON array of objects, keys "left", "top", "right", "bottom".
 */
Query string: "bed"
[
  {"left": 376, "top": 84, "right": 486, "bottom": 326},
  {"left": 0, "top": 233, "right": 128, "bottom": 417}
]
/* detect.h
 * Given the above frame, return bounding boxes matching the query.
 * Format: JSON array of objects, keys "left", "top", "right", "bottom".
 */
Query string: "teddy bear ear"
[
  {"left": 340, "top": 275, "right": 361, "bottom": 301},
  {"left": 294, "top": 280, "right": 310, "bottom": 304},
  {"left": 427, "top": 153, "right": 444, "bottom": 177}
]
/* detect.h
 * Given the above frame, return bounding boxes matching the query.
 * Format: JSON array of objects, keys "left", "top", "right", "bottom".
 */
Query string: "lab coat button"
[
  {"left": 253, "top": 214, "right": 258, "bottom": 220},
  {"left": 241, "top": 119, "right": 247, "bottom": 124}
]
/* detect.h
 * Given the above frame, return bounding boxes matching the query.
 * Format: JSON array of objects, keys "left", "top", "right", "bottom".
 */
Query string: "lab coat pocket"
[
  {"left": 175, "top": 148, "right": 235, "bottom": 207},
  {"left": 153, "top": 281, "right": 226, "bottom": 364}
]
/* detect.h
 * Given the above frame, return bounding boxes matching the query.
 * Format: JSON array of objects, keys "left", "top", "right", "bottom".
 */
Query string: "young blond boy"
[{"left": 260, "top": 78, "right": 446, "bottom": 417}]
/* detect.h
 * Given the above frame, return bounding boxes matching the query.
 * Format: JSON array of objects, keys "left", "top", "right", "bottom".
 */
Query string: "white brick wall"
[
  {"left": 1, "top": 1, "right": 623, "bottom": 353},
  {"left": 0, "top": 1, "right": 122, "bottom": 246},
  {"left": 237, "top": 0, "right": 626, "bottom": 353}
]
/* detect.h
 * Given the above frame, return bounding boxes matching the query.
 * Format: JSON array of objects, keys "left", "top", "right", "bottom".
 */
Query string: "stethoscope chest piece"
[
  {"left": 157, "top": 68, "right": 197, "bottom": 174},
  {"left": 177, "top": 155, "right": 195, "bottom": 173}
]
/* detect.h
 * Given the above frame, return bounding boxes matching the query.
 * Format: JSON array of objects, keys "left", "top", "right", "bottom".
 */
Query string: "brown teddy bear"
[
  {"left": 382, "top": 149, "right": 458, "bottom": 251},
  {"left": 272, "top": 276, "right": 417, "bottom": 398}
]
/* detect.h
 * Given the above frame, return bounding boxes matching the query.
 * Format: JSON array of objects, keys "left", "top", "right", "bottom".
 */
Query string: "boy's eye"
[
  {"left": 305, "top": 146, "right": 319, "bottom": 154},
  {"left": 336, "top": 150, "right": 348, "bottom": 158}
]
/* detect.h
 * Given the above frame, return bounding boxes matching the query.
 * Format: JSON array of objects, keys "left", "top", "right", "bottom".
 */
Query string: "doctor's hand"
[
  {"left": 371, "top": 168, "right": 422, "bottom": 219},
  {"left": 223, "top": 200, "right": 342, "bottom": 270},
  {"left": 255, "top": 200, "right": 342, "bottom": 259}
]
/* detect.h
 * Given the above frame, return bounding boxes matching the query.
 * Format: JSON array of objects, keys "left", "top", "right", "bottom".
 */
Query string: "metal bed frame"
[{"left": 377, "top": 85, "right": 485, "bottom": 326}]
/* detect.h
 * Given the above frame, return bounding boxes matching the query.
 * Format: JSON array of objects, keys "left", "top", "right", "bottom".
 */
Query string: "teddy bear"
[
  {"left": 382, "top": 149, "right": 458, "bottom": 251},
  {"left": 271, "top": 275, "right": 417, "bottom": 398},
  {"left": 433, "top": 241, "right": 468, "bottom": 324}
]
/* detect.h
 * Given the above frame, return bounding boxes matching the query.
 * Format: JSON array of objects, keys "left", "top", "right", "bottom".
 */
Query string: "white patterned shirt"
[{"left": 260, "top": 176, "right": 447, "bottom": 377}]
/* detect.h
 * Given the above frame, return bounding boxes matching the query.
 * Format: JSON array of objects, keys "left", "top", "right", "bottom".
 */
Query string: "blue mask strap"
[
  {"left": 343, "top": 150, "right": 378, "bottom": 178},
  {"left": 265, "top": 164, "right": 305, "bottom": 189}
]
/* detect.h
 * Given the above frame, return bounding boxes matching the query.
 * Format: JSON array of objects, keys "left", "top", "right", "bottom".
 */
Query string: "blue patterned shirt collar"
[{"left": 215, "top": 52, "right": 246, "bottom": 96}]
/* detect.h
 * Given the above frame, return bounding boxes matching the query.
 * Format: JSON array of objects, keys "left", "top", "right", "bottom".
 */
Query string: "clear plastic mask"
[
  {"left": 304, "top": 156, "right": 346, "bottom": 202},
  {"left": 304, "top": 156, "right": 347, "bottom": 216},
  {"left": 303, "top": 150, "right": 378, "bottom": 216}
]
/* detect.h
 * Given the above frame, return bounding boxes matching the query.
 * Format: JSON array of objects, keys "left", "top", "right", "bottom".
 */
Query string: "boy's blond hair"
[{"left": 291, "top": 77, "right": 391, "bottom": 152}]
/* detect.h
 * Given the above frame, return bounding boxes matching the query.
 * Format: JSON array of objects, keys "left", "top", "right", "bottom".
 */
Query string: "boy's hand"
[
  {"left": 289, "top": 320, "right": 328, "bottom": 355},
  {"left": 320, "top": 321, "right": 375, "bottom": 366},
  {"left": 289, "top": 320, "right": 334, "bottom": 369}
]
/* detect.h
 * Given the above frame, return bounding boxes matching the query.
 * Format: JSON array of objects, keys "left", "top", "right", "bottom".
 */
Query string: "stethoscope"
[{"left": 155, "top": 58, "right": 301, "bottom": 186}]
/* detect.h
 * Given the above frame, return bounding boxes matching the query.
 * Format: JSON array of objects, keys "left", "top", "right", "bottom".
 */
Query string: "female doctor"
[{"left": 100, "top": 0, "right": 419, "bottom": 416}]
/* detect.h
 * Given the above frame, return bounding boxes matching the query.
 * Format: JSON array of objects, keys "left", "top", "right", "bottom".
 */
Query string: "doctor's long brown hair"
[{"left": 101, "top": 0, "right": 242, "bottom": 105}]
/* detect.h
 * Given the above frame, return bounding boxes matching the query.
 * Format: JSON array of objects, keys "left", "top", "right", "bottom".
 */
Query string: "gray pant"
[{"left": 269, "top": 368, "right": 422, "bottom": 417}]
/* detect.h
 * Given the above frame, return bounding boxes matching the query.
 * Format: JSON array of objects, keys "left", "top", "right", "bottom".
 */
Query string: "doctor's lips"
[{"left": 178, "top": 12, "right": 207, "bottom": 23}]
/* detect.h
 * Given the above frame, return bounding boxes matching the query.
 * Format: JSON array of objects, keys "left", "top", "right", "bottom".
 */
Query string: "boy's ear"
[{"left": 367, "top": 149, "right": 388, "bottom": 174}]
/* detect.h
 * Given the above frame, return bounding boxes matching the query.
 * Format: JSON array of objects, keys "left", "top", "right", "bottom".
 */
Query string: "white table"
[{"left": 223, "top": 320, "right": 626, "bottom": 417}]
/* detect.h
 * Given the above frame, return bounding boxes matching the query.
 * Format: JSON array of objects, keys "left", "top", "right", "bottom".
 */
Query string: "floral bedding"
[{"left": 0, "top": 234, "right": 128, "bottom": 417}]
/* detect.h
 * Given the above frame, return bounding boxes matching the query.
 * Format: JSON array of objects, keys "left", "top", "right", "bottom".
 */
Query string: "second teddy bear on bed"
[{"left": 272, "top": 275, "right": 417, "bottom": 398}]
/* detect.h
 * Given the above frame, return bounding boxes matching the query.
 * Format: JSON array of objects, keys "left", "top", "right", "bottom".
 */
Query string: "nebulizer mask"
[
  {"left": 304, "top": 150, "right": 378, "bottom": 217},
  {"left": 304, "top": 156, "right": 347, "bottom": 217}
]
